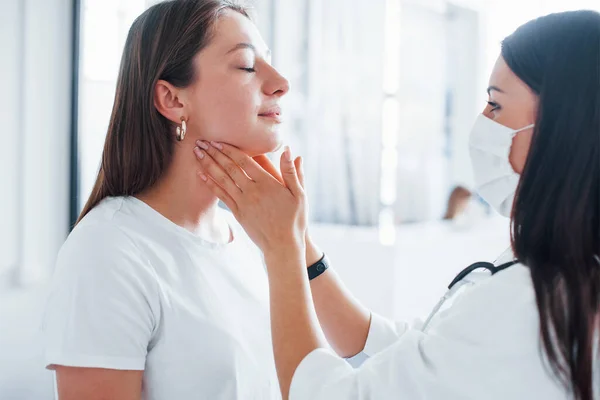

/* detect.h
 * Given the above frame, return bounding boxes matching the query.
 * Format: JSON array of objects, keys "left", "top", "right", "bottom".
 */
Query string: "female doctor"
[{"left": 194, "top": 10, "right": 600, "bottom": 400}]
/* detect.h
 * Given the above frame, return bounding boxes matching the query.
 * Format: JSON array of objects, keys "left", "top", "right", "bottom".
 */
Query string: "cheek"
[
  {"left": 190, "top": 79, "right": 282, "bottom": 156},
  {"left": 509, "top": 132, "right": 533, "bottom": 174},
  {"left": 193, "top": 82, "right": 258, "bottom": 138}
]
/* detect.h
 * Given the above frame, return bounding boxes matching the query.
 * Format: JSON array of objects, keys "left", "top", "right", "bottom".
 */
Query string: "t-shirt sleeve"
[{"left": 42, "top": 222, "right": 160, "bottom": 371}]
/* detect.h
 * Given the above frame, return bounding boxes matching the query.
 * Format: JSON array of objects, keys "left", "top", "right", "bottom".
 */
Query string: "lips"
[{"left": 258, "top": 105, "right": 282, "bottom": 119}]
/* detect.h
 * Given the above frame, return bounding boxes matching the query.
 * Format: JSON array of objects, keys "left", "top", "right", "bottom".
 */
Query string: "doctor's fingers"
[
  {"left": 198, "top": 172, "right": 239, "bottom": 215},
  {"left": 195, "top": 141, "right": 255, "bottom": 191},
  {"left": 194, "top": 147, "right": 243, "bottom": 201}
]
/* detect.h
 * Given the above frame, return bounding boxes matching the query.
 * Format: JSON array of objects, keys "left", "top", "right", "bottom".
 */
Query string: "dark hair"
[
  {"left": 77, "top": 0, "right": 249, "bottom": 224},
  {"left": 504, "top": 10, "right": 600, "bottom": 400}
]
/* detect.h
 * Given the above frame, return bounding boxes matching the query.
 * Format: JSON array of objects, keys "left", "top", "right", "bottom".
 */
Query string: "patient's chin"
[
  {"left": 225, "top": 127, "right": 283, "bottom": 157},
  {"left": 271, "top": 141, "right": 284, "bottom": 153},
  {"left": 245, "top": 136, "right": 283, "bottom": 157}
]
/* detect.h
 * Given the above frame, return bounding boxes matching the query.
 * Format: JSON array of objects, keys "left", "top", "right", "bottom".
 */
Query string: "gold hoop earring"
[{"left": 176, "top": 118, "right": 187, "bottom": 141}]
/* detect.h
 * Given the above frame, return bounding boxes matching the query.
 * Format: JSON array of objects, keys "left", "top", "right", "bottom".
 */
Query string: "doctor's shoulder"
[{"left": 436, "top": 264, "right": 538, "bottom": 340}]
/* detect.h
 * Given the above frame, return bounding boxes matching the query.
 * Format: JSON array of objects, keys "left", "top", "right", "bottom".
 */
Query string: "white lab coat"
[{"left": 289, "top": 253, "right": 572, "bottom": 399}]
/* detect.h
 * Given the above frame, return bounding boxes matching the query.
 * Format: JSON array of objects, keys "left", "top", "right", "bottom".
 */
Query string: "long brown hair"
[
  {"left": 77, "top": 0, "right": 248, "bottom": 225},
  {"left": 505, "top": 11, "right": 600, "bottom": 399}
]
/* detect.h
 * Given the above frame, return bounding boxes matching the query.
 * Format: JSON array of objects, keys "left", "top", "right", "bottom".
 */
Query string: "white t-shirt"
[{"left": 43, "top": 196, "right": 280, "bottom": 400}]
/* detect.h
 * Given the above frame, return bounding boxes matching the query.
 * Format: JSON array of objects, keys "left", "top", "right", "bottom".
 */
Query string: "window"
[{"left": 76, "top": 0, "right": 152, "bottom": 215}]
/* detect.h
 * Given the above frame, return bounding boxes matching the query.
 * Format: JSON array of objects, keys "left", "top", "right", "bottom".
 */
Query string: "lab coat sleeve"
[
  {"left": 362, "top": 312, "right": 410, "bottom": 357},
  {"left": 290, "top": 329, "right": 436, "bottom": 400},
  {"left": 290, "top": 319, "right": 493, "bottom": 399},
  {"left": 289, "top": 267, "right": 537, "bottom": 400},
  {"left": 289, "top": 313, "right": 416, "bottom": 400}
]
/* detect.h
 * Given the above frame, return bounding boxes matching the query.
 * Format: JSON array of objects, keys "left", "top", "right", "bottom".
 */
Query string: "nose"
[
  {"left": 482, "top": 102, "right": 496, "bottom": 119},
  {"left": 264, "top": 66, "right": 290, "bottom": 97}
]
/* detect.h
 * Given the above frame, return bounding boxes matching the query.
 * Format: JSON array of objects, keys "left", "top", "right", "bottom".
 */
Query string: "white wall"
[
  {"left": 0, "top": 0, "right": 71, "bottom": 286},
  {"left": 0, "top": 0, "right": 24, "bottom": 283},
  {"left": 0, "top": 0, "right": 71, "bottom": 398},
  {"left": 0, "top": 286, "right": 54, "bottom": 399},
  {"left": 311, "top": 216, "right": 511, "bottom": 323},
  {"left": 310, "top": 225, "right": 397, "bottom": 318}
]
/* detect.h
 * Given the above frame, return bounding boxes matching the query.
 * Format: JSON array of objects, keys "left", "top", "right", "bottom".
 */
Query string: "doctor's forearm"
[
  {"left": 306, "top": 238, "right": 371, "bottom": 358},
  {"left": 265, "top": 246, "right": 328, "bottom": 399}
]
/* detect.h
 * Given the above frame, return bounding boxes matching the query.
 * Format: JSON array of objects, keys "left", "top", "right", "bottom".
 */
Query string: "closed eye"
[
  {"left": 240, "top": 67, "right": 256, "bottom": 73},
  {"left": 487, "top": 101, "right": 500, "bottom": 112}
]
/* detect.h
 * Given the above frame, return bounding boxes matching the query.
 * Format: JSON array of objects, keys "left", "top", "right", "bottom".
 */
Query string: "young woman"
[
  {"left": 197, "top": 10, "right": 600, "bottom": 400},
  {"left": 43, "top": 1, "right": 289, "bottom": 399}
]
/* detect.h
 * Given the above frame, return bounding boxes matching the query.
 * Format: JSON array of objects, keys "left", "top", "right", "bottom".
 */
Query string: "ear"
[{"left": 154, "top": 79, "right": 185, "bottom": 123}]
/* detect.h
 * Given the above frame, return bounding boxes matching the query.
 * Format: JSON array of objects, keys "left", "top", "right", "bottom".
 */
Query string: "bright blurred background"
[{"left": 1, "top": 0, "right": 599, "bottom": 398}]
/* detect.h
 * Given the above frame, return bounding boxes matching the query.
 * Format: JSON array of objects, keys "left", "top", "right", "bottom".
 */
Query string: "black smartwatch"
[{"left": 307, "top": 253, "right": 329, "bottom": 281}]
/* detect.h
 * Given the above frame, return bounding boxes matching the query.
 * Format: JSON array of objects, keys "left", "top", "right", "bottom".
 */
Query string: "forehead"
[
  {"left": 489, "top": 57, "right": 513, "bottom": 87},
  {"left": 207, "top": 10, "right": 268, "bottom": 57},
  {"left": 489, "top": 56, "right": 525, "bottom": 94}
]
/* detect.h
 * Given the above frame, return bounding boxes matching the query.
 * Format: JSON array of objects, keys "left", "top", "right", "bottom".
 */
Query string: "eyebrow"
[
  {"left": 487, "top": 86, "right": 505, "bottom": 95},
  {"left": 226, "top": 42, "right": 271, "bottom": 58}
]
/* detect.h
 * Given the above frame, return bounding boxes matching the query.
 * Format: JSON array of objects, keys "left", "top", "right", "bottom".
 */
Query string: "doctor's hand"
[
  {"left": 249, "top": 154, "right": 324, "bottom": 266},
  {"left": 194, "top": 140, "right": 308, "bottom": 258}
]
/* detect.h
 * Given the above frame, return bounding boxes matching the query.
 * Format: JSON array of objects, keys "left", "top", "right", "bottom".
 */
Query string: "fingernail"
[
  {"left": 210, "top": 141, "right": 223, "bottom": 150},
  {"left": 194, "top": 147, "right": 205, "bottom": 159},
  {"left": 284, "top": 146, "right": 292, "bottom": 162},
  {"left": 196, "top": 140, "right": 209, "bottom": 150},
  {"left": 199, "top": 172, "right": 208, "bottom": 182}
]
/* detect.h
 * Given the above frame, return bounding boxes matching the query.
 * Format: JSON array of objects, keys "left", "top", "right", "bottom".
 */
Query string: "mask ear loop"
[
  {"left": 513, "top": 124, "right": 535, "bottom": 135},
  {"left": 509, "top": 124, "right": 535, "bottom": 145}
]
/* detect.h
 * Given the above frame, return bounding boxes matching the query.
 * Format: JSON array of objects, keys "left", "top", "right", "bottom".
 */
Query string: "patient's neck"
[{"left": 136, "top": 142, "right": 232, "bottom": 244}]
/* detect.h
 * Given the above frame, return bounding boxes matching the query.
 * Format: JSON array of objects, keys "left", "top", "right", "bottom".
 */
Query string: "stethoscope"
[{"left": 421, "top": 260, "right": 519, "bottom": 332}]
